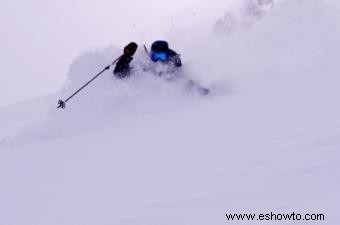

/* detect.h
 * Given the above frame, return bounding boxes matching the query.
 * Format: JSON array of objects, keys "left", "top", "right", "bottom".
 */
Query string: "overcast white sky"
[{"left": 0, "top": 0, "right": 233, "bottom": 107}]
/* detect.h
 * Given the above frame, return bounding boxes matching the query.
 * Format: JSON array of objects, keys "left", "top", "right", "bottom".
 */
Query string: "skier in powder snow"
[
  {"left": 57, "top": 41, "right": 203, "bottom": 109},
  {"left": 113, "top": 40, "right": 181, "bottom": 78},
  {"left": 113, "top": 41, "right": 209, "bottom": 95}
]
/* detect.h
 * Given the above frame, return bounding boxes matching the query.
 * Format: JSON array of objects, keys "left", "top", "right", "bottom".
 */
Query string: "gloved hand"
[{"left": 123, "top": 42, "right": 138, "bottom": 57}]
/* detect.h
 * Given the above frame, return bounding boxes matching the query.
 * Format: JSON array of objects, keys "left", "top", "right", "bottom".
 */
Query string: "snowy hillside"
[{"left": 1, "top": 0, "right": 340, "bottom": 225}]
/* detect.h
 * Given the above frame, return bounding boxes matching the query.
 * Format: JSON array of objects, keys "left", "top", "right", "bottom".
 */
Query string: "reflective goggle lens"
[{"left": 151, "top": 52, "right": 169, "bottom": 62}]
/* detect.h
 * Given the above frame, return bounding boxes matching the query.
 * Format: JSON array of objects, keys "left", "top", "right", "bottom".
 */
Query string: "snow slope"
[{"left": 1, "top": 0, "right": 340, "bottom": 225}]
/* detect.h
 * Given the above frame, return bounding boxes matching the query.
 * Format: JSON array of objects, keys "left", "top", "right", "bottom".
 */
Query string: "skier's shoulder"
[
  {"left": 168, "top": 49, "right": 179, "bottom": 57},
  {"left": 167, "top": 49, "right": 182, "bottom": 67}
]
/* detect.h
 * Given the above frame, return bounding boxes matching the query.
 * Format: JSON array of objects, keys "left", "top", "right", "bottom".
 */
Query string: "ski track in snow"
[{"left": 1, "top": 1, "right": 340, "bottom": 225}]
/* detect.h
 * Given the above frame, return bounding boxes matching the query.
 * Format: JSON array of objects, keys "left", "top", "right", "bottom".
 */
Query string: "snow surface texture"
[{"left": 1, "top": 0, "right": 340, "bottom": 225}]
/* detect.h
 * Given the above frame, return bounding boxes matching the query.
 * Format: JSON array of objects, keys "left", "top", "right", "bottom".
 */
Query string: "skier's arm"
[{"left": 113, "top": 42, "right": 138, "bottom": 78}]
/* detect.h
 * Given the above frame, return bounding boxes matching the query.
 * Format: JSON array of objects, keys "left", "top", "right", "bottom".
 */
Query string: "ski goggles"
[{"left": 151, "top": 51, "right": 169, "bottom": 62}]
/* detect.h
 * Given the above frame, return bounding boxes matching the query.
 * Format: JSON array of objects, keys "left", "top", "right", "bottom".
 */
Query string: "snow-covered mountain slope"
[{"left": 1, "top": 0, "right": 340, "bottom": 225}]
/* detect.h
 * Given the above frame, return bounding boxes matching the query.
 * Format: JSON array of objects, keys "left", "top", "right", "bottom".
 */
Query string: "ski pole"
[
  {"left": 143, "top": 44, "right": 150, "bottom": 56},
  {"left": 57, "top": 56, "right": 122, "bottom": 109}
]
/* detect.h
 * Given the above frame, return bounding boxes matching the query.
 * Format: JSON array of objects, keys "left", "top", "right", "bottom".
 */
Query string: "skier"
[
  {"left": 57, "top": 41, "right": 204, "bottom": 109},
  {"left": 113, "top": 41, "right": 209, "bottom": 95},
  {"left": 113, "top": 41, "right": 181, "bottom": 78}
]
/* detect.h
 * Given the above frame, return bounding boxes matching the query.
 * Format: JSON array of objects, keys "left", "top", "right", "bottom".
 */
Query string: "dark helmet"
[
  {"left": 151, "top": 41, "right": 170, "bottom": 62},
  {"left": 151, "top": 41, "right": 169, "bottom": 53}
]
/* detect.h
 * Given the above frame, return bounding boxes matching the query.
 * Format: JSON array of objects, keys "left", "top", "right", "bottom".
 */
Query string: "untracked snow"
[{"left": 1, "top": 0, "right": 340, "bottom": 225}]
